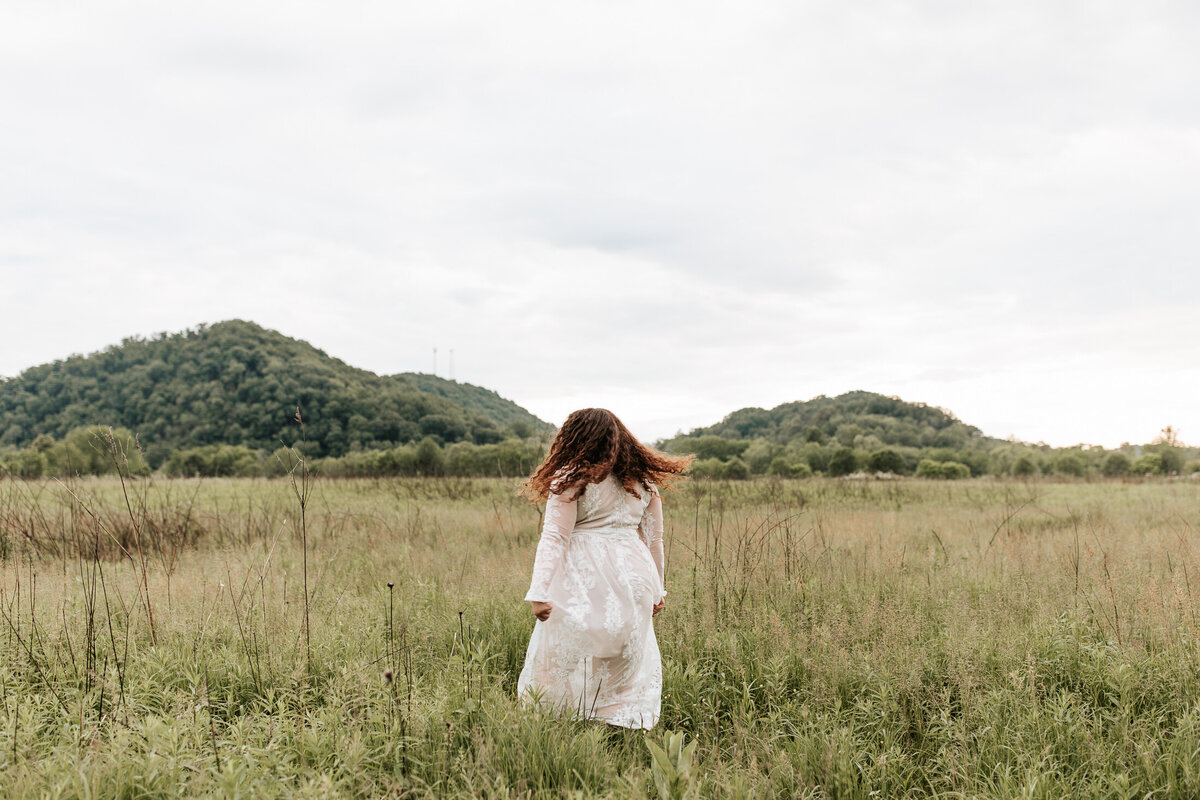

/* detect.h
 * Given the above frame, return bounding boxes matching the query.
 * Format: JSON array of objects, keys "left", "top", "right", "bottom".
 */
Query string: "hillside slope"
[
  {"left": 395, "top": 373, "right": 552, "bottom": 435},
  {"left": 0, "top": 320, "right": 549, "bottom": 462}
]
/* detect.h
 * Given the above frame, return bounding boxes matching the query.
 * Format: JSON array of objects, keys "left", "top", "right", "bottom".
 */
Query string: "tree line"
[
  {"left": 678, "top": 436, "right": 1197, "bottom": 479},
  {"left": 2, "top": 424, "right": 1196, "bottom": 482},
  {"left": 0, "top": 425, "right": 548, "bottom": 480}
]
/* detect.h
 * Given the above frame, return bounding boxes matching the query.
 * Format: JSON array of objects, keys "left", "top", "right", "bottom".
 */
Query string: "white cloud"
[{"left": 1, "top": 1, "right": 1198, "bottom": 447}]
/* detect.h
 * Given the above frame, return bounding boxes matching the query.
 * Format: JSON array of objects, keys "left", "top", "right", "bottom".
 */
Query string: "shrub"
[
  {"left": 952, "top": 449, "right": 989, "bottom": 477},
  {"left": 675, "top": 436, "right": 751, "bottom": 461},
  {"left": 1102, "top": 452, "right": 1131, "bottom": 477},
  {"left": 866, "top": 448, "right": 905, "bottom": 475},
  {"left": 164, "top": 444, "right": 261, "bottom": 477},
  {"left": 1131, "top": 453, "right": 1165, "bottom": 476},
  {"left": 1145, "top": 444, "right": 1185, "bottom": 474},
  {"left": 1053, "top": 453, "right": 1086, "bottom": 477},
  {"left": 1187, "top": 460, "right": 1200, "bottom": 475},
  {"left": 828, "top": 447, "right": 859, "bottom": 477},
  {"left": 802, "top": 443, "right": 831, "bottom": 473},
  {"left": 689, "top": 458, "right": 727, "bottom": 479},
  {"left": 766, "top": 456, "right": 792, "bottom": 477},
  {"left": 766, "top": 456, "right": 812, "bottom": 478},
  {"left": 916, "top": 459, "right": 971, "bottom": 479},
  {"left": 1, "top": 449, "right": 47, "bottom": 479},
  {"left": 742, "top": 440, "right": 781, "bottom": 474},
  {"left": 1011, "top": 456, "right": 1037, "bottom": 477},
  {"left": 723, "top": 458, "right": 751, "bottom": 480},
  {"left": 415, "top": 437, "right": 445, "bottom": 476}
]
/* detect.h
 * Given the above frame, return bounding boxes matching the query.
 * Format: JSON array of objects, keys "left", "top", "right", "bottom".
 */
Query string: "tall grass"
[{"left": 0, "top": 474, "right": 1197, "bottom": 797}]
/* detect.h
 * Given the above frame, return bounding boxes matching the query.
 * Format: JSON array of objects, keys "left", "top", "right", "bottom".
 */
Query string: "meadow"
[{"left": 0, "top": 471, "right": 1198, "bottom": 799}]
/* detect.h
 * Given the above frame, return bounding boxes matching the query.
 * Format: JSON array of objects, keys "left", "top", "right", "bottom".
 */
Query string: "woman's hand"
[
  {"left": 530, "top": 601, "right": 553, "bottom": 621},
  {"left": 652, "top": 598, "right": 665, "bottom": 617}
]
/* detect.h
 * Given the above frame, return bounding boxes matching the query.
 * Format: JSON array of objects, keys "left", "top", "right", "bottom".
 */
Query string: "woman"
[{"left": 517, "top": 408, "right": 691, "bottom": 729}]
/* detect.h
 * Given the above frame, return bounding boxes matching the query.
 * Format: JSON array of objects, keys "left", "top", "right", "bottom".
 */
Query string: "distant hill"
[
  {"left": 660, "top": 391, "right": 1199, "bottom": 478},
  {"left": 0, "top": 320, "right": 550, "bottom": 463},
  {"left": 395, "top": 373, "right": 551, "bottom": 436},
  {"left": 663, "top": 391, "right": 994, "bottom": 452}
]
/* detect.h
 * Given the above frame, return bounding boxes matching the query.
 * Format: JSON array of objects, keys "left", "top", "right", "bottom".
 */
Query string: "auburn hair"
[{"left": 521, "top": 408, "right": 693, "bottom": 503}]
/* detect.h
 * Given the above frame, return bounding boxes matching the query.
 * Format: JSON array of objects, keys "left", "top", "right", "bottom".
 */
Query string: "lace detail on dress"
[{"left": 523, "top": 492, "right": 578, "bottom": 602}]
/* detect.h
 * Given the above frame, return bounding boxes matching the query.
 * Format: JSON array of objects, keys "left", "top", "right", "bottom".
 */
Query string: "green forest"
[
  {"left": 0, "top": 324, "right": 1196, "bottom": 480},
  {"left": 0, "top": 320, "right": 549, "bottom": 469},
  {"left": 660, "top": 391, "right": 1199, "bottom": 479}
]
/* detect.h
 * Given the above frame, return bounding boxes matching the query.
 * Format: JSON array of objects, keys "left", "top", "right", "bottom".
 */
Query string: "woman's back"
[{"left": 573, "top": 475, "right": 652, "bottom": 532}]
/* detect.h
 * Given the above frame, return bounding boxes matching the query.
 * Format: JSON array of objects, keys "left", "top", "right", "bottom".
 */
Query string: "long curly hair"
[{"left": 521, "top": 408, "right": 693, "bottom": 502}]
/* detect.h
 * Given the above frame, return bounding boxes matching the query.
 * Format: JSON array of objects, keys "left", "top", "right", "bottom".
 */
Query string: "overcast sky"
[{"left": 2, "top": 2, "right": 1198, "bottom": 447}]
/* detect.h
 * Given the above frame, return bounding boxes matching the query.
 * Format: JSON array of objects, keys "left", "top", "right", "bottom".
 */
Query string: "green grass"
[{"left": 0, "top": 475, "right": 1198, "bottom": 798}]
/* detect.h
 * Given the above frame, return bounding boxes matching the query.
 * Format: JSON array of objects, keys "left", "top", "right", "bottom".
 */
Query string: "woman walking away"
[{"left": 517, "top": 408, "right": 692, "bottom": 729}]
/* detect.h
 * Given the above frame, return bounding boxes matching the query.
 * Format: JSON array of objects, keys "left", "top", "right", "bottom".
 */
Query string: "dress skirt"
[{"left": 516, "top": 527, "right": 665, "bottom": 729}]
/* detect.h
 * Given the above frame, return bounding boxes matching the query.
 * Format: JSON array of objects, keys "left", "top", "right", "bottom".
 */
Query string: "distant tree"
[
  {"left": 1011, "top": 456, "right": 1037, "bottom": 477},
  {"left": 1145, "top": 426, "right": 1185, "bottom": 474},
  {"left": 689, "top": 457, "right": 727, "bottom": 479},
  {"left": 946, "top": 461, "right": 971, "bottom": 479},
  {"left": 2, "top": 449, "right": 47, "bottom": 479},
  {"left": 828, "top": 447, "right": 859, "bottom": 477},
  {"left": 1053, "top": 453, "right": 1086, "bottom": 477},
  {"left": 504, "top": 421, "right": 535, "bottom": 440},
  {"left": 916, "top": 459, "right": 970, "bottom": 479},
  {"left": 742, "top": 440, "right": 781, "bottom": 474},
  {"left": 804, "top": 426, "right": 826, "bottom": 444},
  {"left": 164, "top": 444, "right": 260, "bottom": 477},
  {"left": 1157, "top": 425, "right": 1180, "bottom": 446},
  {"left": 473, "top": 426, "right": 504, "bottom": 445},
  {"left": 721, "top": 408, "right": 774, "bottom": 438},
  {"left": 1185, "top": 460, "right": 1200, "bottom": 475},
  {"left": 834, "top": 423, "right": 863, "bottom": 446},
  {"left": 1145, "top": 443, "right": 1184, "bottom": 475},
  {"left": 986, "top": 447, "right": 1018, "bottom": 476},
  {"left": 419, "top": 414, "right": 466, "bottom": 442},
  {"left": 766, "top": 456, "right": 791, "bottom": 477},
  {"left": 444, "top": 441, "right": 477, "bottom": 477},
  {"left": 767, "top": 456, "right": 811, "bottom": 477},
  {"left": 866, "top": 448, "right": 905, "bottom": 475},
  {"left": 415, "top": 437, "right": 445, "bottom": 476},
  {"left": 802, "top": 442, "right": 831, "bottom": 473},
  {"left": 1101, "top": 452, "right": 1131, "bottom": 477},
  {"left": 676, "top": 436, "right": 752, "bottom": 461},
  {"left": 1130, "top": 453, "right": 1165, "bottom": 476},
  {"left": 951, "top": 449, "right": 989, "bottom": 477},
  {"left": 724, "top": 458, "right": 751, "bottom": 480}
]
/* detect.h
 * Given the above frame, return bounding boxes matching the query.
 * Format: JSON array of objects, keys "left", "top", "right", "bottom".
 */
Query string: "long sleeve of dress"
[
  {"left": 524, "top": 491, "right": 579, "bottom": 602},
  {"left": 639, "top": 490, "right": 666, "bottom": 596}
]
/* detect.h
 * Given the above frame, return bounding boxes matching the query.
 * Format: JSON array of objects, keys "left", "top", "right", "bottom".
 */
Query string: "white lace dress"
[{"left": 517, "top": 474, "right": 667, "bottom": 729}]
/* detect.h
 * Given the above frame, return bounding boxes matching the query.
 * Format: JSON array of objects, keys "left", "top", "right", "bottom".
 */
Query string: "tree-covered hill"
[
  {"left": 660, "top": 391, "right": 1001, "bottom": 477},
  {"left": 394, "top": 372, "right": 552, "bottom": 437},
  {"left": 660, "top": 391, "right": 1197, "bottom": 478},
  {"left": 0, "top": 320, "right": 549, "bottom": 464},
  {"left": 672, "top": 391, "right": 991, "bottom": 451}
]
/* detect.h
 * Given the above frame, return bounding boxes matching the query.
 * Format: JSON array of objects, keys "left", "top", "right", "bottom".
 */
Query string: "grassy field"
[{"left": 0, "top": 474, "right": 1199, "bottom": 798}]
